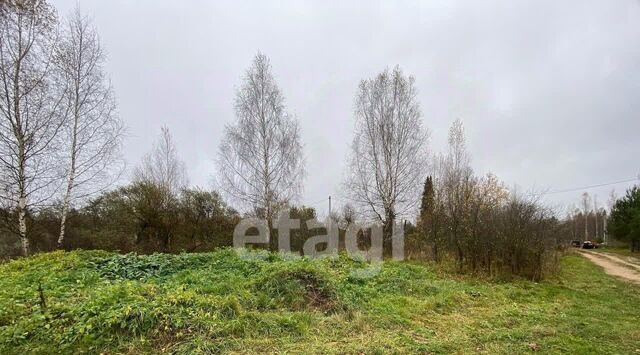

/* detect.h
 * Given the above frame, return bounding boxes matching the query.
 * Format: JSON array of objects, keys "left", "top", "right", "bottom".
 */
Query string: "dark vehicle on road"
[{"left": 582, "top": 241, "right": 596, "bottom": 249}]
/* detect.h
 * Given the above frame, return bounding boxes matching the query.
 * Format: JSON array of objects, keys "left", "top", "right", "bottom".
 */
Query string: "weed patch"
[{"left": 90, "top": 253, "right": 212, "bottom": 280}]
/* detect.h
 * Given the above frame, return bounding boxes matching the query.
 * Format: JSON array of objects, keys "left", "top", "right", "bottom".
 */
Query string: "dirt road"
[{"left": 578, "top": 250, "right": 640, "bottom": 285}]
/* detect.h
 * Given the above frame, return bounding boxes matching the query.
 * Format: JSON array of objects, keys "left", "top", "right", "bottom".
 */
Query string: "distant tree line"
[
  {"left": 561, "top": 187, "right": 640, "bottom": 252},
  {"left": 1, "top": 0, "right": 588, "bottom": 281},
  {"left": 0, "top": 126, "right": 238, "bottom": 256},
  {"left": 564, "top": 192, "right": 608, "bottom": 244}
]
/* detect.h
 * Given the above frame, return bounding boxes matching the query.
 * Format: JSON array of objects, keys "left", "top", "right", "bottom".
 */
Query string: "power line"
[
  {"left": 529, "top": 177, "right": 638, "bottom": 196},
  {"left": 301, "top": 196, "right": 330, "bottom": 208}
]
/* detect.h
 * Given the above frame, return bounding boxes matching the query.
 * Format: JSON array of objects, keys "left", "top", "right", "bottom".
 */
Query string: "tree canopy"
[{"left": 609, "top": 185, "right": 640, "bottom": 249}]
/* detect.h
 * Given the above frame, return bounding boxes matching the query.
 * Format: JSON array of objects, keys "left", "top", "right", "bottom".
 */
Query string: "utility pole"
[{"left": 328, "top": 196, "right": 332, "bottom": 218}]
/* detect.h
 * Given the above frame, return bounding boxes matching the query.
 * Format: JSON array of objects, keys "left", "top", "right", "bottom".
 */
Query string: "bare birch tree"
[
  {"left": 217, "top": 53, "right": 304, "bottom": 229},
  {"left": 439, "top": 119, "right": 475, "bottom": 267},
  {"left": 605, "top": 189, "right": 617, "bottom": 243},
  {"left": 344, "top": 66, "right": 428, "bottom": 242},
  {"left": 55, "top": 6, "right": 124, "bottom": 248},
  {"left": 581, "top": 192, "right": 590, "bottom": 240},
  {"left": 0, "top": 0, "right": 63, "bottom": 256},
  {"left": 134, "top": 126, "right": 187, "bottom": 194}
]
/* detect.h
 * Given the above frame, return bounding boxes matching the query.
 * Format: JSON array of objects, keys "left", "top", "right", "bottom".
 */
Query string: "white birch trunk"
[
  {"left": 57, "top": 174, "right": 75, "bottom": 248},
  {"left": 18, "top": 195, "right": 29, "bottom": 256}
]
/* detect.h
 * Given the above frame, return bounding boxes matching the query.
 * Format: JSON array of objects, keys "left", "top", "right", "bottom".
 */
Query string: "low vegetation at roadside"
[
  {"left": 598, "top": 246, "right": 640, "bottom": 260},
  {"left": 1, "top": 249, "right": 639, "bottom": 354}
]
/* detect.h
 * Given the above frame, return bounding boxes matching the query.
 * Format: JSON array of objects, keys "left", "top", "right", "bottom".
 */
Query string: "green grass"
[
  {"left": 597, "top": 246, "right": 640, "bottom": 261},
  {"left": 1, "top": 249, "right": 639, "bottom": 354}
]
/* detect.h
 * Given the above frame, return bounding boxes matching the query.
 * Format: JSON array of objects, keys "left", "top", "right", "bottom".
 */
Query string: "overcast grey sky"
[{"left": 51, "top": 0, "right": 640, "bottom": 216}]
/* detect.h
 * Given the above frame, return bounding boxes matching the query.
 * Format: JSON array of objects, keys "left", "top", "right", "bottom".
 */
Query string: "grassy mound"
[
  {"left": 255, "top": 266, "right": 343, "bottom": 313},
  {"left": 0, "top": 249, "right": 639, "bottom": 354}
]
